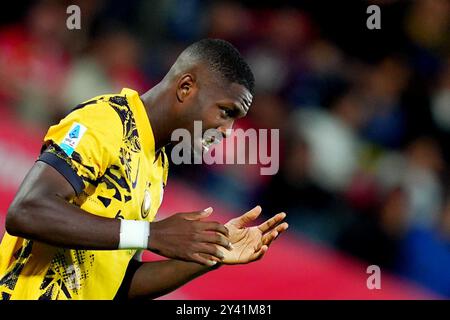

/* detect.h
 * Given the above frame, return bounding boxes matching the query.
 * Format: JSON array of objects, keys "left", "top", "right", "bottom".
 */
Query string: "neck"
[{"left": 140, "top": 82, "right": 172, "bottom": 151}]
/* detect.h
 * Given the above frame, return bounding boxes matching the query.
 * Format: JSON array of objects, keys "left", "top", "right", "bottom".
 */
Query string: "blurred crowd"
[{"left": 0, "top": 0, "right": 449, "bottom": 297}]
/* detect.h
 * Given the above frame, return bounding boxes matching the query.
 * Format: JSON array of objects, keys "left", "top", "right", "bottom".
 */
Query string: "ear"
[{"left": 176, "top": 74, "right": 195, "bottom": 103}]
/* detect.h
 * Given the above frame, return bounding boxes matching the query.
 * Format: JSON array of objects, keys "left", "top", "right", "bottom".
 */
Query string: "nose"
[{"left": 218, "top": 121, "right": 233, "bottom": 139}]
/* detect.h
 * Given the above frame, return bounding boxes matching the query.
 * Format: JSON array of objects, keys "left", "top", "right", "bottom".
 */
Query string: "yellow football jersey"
[{"left": 0, "top": 88, "right": 168, "bottom": 300}]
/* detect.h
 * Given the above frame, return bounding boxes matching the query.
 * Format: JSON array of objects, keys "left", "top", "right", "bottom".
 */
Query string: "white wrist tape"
[{"left": 119, "top": 220, "right": 150, "bottom": 249}]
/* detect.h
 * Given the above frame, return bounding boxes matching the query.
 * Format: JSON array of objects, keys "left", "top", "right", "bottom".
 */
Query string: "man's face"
[{"left": 176, "top": 72, "right": 253, "bottom": 155}]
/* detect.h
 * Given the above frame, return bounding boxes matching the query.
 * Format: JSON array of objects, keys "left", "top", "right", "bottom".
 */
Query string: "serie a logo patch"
[{"left": 60, "top": 122, "right": 87, "bottom": 156}]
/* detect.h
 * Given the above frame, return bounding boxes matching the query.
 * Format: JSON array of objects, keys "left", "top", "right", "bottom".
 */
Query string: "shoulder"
[{"left": 63, "top": 94, "right": 127, "bottom": 136}]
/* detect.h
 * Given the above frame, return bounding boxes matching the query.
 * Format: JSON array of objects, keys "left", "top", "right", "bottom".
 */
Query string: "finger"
[
  {"left": 198, "top": 253, "right": 222, "bottom": 265},
  {"left": 195, "top": 243, "right": 225, "bottom": 261},
  {"left": 249, "top": 245, "right": 268, "bottom": 262},
  {"left": 262, "top": 230, "right": 278, "bottom": 246},
  {"left": 198, "top": 232, "right": 233, "bottom": 250},
  {"left": 201, "top": 221, "right": 229, "bottom": 237},
  {"left": 183, "top": 207, "right": 213, "bottom": 220},
  {"left": 276, "top": 222, "right": 289, "bottom": 234},
  {"left": 264, "top": 222, "right": 289, "bottom": 238},
  {"left": 192, "top": 253, "right": 219, "bottom": 267},
  {"left": 262, "top": 222, "right": 289, "bottom": 246},
  {"left": 258, "top": 212, "right": 286, "bottom": 233},
  {"left": 231, "top": 206, "right": 262, "bottom": 228}
]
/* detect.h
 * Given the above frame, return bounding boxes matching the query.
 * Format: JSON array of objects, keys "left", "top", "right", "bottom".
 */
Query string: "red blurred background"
[{"left": 0, "top": 0, "right": 449, "bottom": 299}]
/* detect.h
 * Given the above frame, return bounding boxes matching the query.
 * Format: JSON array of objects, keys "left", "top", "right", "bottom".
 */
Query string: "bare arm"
[
  {"left": 120, "top": 259, "right": 217, "bottom": 300},
  {"left": 5, "top": 161, "right": 231, "bottom": 264},
  {"left": 122, "top": 206, "right": 289, "bottom": 300},
  {"left": 6, "top": 161, "right": 120, "bottom": 249}
]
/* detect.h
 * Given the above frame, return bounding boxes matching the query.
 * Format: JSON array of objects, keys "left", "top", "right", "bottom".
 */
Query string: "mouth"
[
  {"left": 201, "top": 131, "right": 222, "bottom": 153},
  {"left": 192, "top": 137, "right": 213, "bottom": 157},
  {"left": 201, "top": 138, "right": 213, "bottom": 153},
  {"left": 202, "top": 142, "right": 210, "bottom": 153}
]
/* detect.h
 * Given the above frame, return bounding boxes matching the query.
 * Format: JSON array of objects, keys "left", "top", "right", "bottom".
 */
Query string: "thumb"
[
  {"left": 232, "top": 205, "right": 262, "bottom": 227},
  {"left": 183, "top": 207, "right": 214, "bottom": 220}
]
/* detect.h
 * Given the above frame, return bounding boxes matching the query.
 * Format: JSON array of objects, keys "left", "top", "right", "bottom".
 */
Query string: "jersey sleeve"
[{"left": 38, "top": 101, "right": 123, "bottom": 195}]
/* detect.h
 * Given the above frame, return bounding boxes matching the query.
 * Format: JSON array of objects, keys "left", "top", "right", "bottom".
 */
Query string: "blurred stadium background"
[{"left": 0, "top": 0, "right": 449, "bottom": 299}]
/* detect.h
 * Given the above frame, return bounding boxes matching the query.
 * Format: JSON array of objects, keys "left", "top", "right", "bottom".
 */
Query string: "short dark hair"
[{"left": 186, "top": 39, "right": 255, "bottom": 95}]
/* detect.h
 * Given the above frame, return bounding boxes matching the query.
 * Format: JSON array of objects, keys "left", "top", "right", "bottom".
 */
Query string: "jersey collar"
[{"left": 121, "top": 88, "right": 156, "bottom": 161}]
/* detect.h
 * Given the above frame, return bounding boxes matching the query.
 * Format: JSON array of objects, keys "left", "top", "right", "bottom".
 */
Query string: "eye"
[{"left": 219, "top": 106, "right": 234, "bottom": 119}]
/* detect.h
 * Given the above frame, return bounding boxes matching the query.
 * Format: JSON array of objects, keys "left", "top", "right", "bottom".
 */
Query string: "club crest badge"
[{"left": 141, "top": 189, "right": 151, "bottom": 219}]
